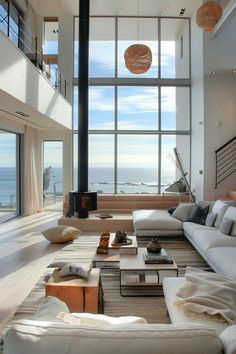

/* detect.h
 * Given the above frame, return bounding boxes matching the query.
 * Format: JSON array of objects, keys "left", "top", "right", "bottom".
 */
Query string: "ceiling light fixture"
[
  {"left": 196, "top": 1, "right": 222, "bottom": 32},
  {"left": 16, "top": 111, "right": 30, "bottom": 117},
  {"left": 179, "top": 8, "right": 186, "bottom": 16},
  {"left": 124, "top": 0, "right": 152, "bottom": 74},
  {"left": 165, "top": 7, "right": 169, "bottom": 11}
]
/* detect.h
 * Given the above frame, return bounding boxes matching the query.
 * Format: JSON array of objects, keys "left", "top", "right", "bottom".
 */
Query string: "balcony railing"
[{"left": 0, "top": 0, "right": 68, "bottom": 99}]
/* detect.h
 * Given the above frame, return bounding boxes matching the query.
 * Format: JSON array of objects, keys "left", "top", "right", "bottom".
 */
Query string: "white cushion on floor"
[
  {"left": 163, "top": 277, "right": 228, "bottom": 335},
  {"left": 42, "top": 226, "right": 81, "bottom": 243},
  {"left": 191, "top": 230, "right": 236, "bottom": 254},
  {"left": 207, "top": 247, "right": 236, "bottom": 280},
  {"left": 133, "top": 210, "right": 183, "bottom": 231}
]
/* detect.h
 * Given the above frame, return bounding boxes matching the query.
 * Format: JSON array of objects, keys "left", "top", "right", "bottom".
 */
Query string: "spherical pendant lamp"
[
  {"left": 196, "top": 1, "right": 223, "bottom": 32},
  {"left": 124, "top": 44, "right": 152, "bottom": 74}
]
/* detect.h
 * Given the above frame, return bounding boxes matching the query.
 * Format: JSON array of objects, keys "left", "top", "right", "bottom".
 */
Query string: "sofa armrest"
[{"left": 220, "top": 325, "right": 236, "bottom": 354}]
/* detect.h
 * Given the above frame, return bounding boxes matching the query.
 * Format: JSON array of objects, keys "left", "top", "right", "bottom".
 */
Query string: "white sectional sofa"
[
  {"left": 4, "top": 319, "right": 236, "bottom": 354},
  {"left": 134, "top": 200, "right": 236, "bottom": 349},
  {"left": 133, "top": 201, "right": 236, "bottom": 280},
  {"left": 5, "top": 296, "right": 236, "bottom": 354}
]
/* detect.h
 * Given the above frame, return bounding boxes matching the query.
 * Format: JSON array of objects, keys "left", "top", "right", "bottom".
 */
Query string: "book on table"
[{"left": 144, "top": 249, "right": 174, "bottom": 264}]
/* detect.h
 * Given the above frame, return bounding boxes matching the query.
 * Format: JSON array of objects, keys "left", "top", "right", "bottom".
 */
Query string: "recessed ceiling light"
[
  {"left": 16, "top": 111, "right": 30, "bottom": 117},
  {"left": 211, "top": 71, "right": 216, "bottom": 75},
  {"left": 165, "top": 7, "right": 169, "bottom": 11},
  {"left": 179, "top": 8, "right": 186, "bottom": 16},
  {"left": 232, "top": 69, "right": 236, "bottom": 74}
]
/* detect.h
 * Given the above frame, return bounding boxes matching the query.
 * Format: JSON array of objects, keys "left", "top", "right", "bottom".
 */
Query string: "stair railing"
[{"left": 215, "top": 136, "right": 236, "bottom": 188}]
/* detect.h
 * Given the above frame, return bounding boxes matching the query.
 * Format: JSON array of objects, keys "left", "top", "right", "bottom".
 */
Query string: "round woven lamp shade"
[
  {"left": 124, "top": 44, "right": 152, "bottom": 74},
  {"left": 196, "top": 1, "right": 222, "bottom": 32}
]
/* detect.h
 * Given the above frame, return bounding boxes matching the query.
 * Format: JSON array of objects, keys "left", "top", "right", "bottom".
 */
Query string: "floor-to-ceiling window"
[
  {"left": 43, "top": 141, "right": 63, "bottom": 210},
  {"left": 73, "top": 16, "right": 191, "bottom": 194},
  {"left": 43, "top": 18, "right": 59, "bottom": 89},
  {"left": 0, "top": 130, "right": 20, "bottom": 222}
]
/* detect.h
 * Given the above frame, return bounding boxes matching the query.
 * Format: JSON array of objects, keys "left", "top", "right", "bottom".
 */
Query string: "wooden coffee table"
[
  {"left": 93, "top": 235, "right": 137, "bottom": 268},
  {"left": 119, "top": 248, "right": 178, "bottom": 296},
  {"left": 45, "top": 268, "right": 104, "bottom": 313}
]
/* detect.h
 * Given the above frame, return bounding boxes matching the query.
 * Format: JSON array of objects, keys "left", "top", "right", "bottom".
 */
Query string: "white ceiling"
[{"left": 60, "top": 0, "right": 201, "bottom": 17}]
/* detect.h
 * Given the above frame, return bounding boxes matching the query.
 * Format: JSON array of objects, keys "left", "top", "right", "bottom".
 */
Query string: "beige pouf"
[{"left": 42, "top": 225, "right": 81, "bottom": 243}]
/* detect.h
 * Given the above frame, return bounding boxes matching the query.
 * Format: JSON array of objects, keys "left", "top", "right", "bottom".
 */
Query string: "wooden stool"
[{"left": 45, "top": 268, "right": 103, "bottom": 313}]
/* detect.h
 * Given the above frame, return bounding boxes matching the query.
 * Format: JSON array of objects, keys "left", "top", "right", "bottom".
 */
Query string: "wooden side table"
[{"left": 45, "top": 268, "right": 103, "bottom": 313}]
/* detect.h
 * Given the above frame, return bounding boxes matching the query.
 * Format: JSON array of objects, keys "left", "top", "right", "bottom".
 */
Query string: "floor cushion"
[{"left": 42, "top": 225, "right": 81, "bottom": 243}]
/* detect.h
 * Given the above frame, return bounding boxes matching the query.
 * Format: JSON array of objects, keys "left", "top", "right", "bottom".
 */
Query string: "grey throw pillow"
[
  {"left": 219, "top": 217, "right": 234, "bottom": 235},
  {"left": 172, "top": 203, "right": 195, "bottom": 221},
  {"left": 58, "top": 263, "right": 91, "bottom": 279},
  {"left": 47, "top": 261, "right": 69, "bottom": 269},
  {"left": 187, "top": 204, "right": 209, "bottom": 225},
  {"left": 205, "top": 212, "right": 217, "bottom": 227}
]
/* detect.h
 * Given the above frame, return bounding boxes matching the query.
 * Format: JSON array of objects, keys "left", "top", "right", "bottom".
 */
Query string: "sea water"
[{"left": 0, "top": 167, "right": 175, "bottom": 207}]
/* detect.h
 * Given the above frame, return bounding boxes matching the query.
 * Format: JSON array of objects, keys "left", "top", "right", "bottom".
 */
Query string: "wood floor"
[{"left": 0, "top": 212, "right": 64, "bottom": 334}]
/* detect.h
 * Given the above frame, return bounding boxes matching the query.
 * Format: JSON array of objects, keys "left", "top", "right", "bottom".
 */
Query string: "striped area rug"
[{"left": 1, "top": 235, "right": 211, "bottom": 339}]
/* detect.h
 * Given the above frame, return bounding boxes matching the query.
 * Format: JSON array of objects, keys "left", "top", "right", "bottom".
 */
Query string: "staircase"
[{"left": 215, "top": 136, "right": 236, "bottom": 189}]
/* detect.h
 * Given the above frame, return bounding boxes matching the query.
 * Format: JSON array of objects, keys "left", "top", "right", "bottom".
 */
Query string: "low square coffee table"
[{"left": 119, "top": 248, "right": 178, "bottom": 297}]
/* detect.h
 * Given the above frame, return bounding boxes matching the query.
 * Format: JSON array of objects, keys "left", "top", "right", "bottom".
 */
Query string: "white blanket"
[{"left": 174, "top": 267, "right": 236, "bottom": 324}]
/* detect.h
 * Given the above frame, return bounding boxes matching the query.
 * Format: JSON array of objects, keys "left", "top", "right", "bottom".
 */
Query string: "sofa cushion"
[
  {"left": 220, "top": 325, "right": 236, "bottom": 354},
  {"left": 191, "top": 230, "right": 236, "bottom": 254},
  {"left": 58, "top": 312, "right": 147, "bottom": 326},
  {"left": 33, "top": 296, "right": 70, "bottom": 322},
  {"left": 207, "top": 247, "right": 236, "bottom": 280},
  {"left": 133, "top": 210, "right": 183, "bottom": 231},
  {"left": 3, "top": 320, "right": 222, "bottom": 354},
  {"left": 211, "top": 201, "right": 229, "bottom": 228},
  {"left": 163, "top": 277, "right": 228, "bottom": 335},
  {"left": 205, "top": 212, "right": 217, "bottom": 227},
  {"left": 219, "top": 218, "right": 234, "bottom": 235},
  {"left": 223, "top": 207, "right": 236, "bottom": 236},
  {"left": 172, "top": 203, "right": 195, "bottom": 222},
  {"left": 183, "top": 222, "right": 214, "bottom": 239}
]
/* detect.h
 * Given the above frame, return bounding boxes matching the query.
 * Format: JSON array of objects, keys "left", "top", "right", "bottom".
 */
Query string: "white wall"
[
  {"left": 190, "top": 6, "right": 205, "bottom": 201},
  {"left": 203, "top": 74, "right": 236, "bottom": 199},
  {"left": 202, "top": 10, "right": 236, "bottom": 199},
  {"left": 0, "top": 31, "right": 72, "bottom": 129}
]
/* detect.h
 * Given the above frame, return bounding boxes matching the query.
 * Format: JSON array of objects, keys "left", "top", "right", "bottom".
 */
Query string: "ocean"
[{"left": 0, "top": 167, "right": 175, "bottom": 207}]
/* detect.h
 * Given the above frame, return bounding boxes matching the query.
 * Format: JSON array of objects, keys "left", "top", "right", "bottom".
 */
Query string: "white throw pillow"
[
  {"left": 205, "top": 212, "right": 217, "bottom": 227},
  {"left": 172, "top": 203, "right": 195, "bottom": 222},
  {"left": 211, "top": 201, "right": 229, "bottom": 228},
  {"left": 219, "top": 217, "right": 234, "bottom": 235},
  {"left": 223, "top": 207, "right": 236, "bottom": 236},
  {"left": 42, "top": 226, "right": 81, "bottom": 243},
  {"left": 57, "top": 312, "right": 147, "bottom": 326},
  {"left": 33, "top": 296, "right": 69, "bottom": 322}
]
